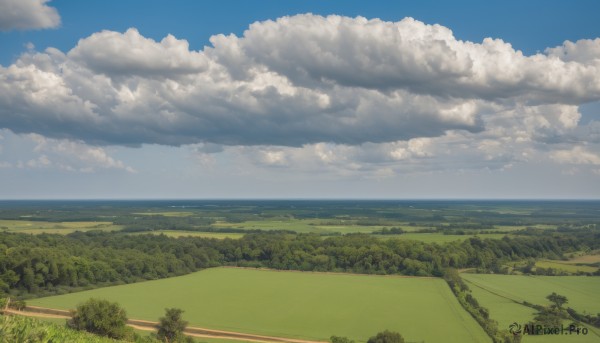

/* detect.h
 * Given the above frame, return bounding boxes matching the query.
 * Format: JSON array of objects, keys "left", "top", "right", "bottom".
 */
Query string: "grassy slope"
[
  {"left": 462, "top": 274, "right": 600, "bottom": 343},
  {"left": 30, "top": 268, "right": 490, "bottom": 343}
]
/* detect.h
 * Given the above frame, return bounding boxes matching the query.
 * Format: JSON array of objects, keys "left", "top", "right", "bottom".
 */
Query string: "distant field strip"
[
  {"left": 535, "top": 260, "right": 598, "bottom": 273},
  {"left": 0, "top": 219, "right": 121, "bottom": 234},
  {"left": 30, "top": 267, "right": 490, "bottom": 343},
  {"left": 130, "top": 231, "right": 244, "bottom": 239}
]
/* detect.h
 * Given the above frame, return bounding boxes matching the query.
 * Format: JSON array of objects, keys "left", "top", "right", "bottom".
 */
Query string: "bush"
[
  {"left": 331, "top": 336, "right": 355, "bottom": 343},
  {"left": 367, "top": 330, "right": 404, "bottom": 343},
  {"left": 67, "top": 298, "right": 133, "bottom": 340},
  {"left": 8, "top": 299, "right": 26, "bottom": 310}
]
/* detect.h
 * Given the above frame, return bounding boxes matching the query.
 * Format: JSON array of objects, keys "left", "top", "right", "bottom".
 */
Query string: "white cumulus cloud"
[
  {"left": 0, "top": 0, "right": 60, "bottom": 31},
  {"left": 1, "top": 14, "right": 600, "bottom": 177}
]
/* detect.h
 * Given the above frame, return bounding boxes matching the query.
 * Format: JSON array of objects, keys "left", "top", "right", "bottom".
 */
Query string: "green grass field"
[
  {"left": 535, "top": 260, "right": 599, "bottom": 274},
  {"left": 462, "top": 274, "right": 600, "bottom": 343},
  {"left": 0, "top": 219, "right": 122, "bottom": 234},
  {"left": 30, "top": 268, "right": 490, "bottom": 343},
  {"left": 564, "top": 253, "right": 600, "bottom": 265}
]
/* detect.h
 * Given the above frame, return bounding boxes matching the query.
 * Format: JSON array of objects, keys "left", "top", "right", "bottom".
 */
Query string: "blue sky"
[{"left": 0, "top": 0, "right": 600, "bottom": 199}]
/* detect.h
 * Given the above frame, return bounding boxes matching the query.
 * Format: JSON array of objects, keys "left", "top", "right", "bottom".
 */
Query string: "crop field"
[
  {"left": 30, "top": 267, "right": 490, "bottom": 343},
  {"left": 461, "top": 274, "right": 600, "bottom": 314},
  {"left": 535, "top": 260, "right": 599, "bottom": 274},
  {"left": 0, "top": 219, "right": 121, "bottom": 234},
  {"left": 130, "top": 230, "right": 244, "bottom": 239},
  {"left": 462, "top": 274, "right": 600, "bottom": 343},
  {"left": 563, "top": 253, "right": 600, "bottom": 265}
]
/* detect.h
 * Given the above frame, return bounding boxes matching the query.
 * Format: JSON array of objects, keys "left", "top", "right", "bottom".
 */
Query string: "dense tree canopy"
[{"left": 0, "top": 227, "right": 597, "bottom": 297}]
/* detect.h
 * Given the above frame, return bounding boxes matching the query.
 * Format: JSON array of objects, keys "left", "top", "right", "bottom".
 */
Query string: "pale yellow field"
[{"left": 130, "top": 230, "right": 244, "bottom": 239}]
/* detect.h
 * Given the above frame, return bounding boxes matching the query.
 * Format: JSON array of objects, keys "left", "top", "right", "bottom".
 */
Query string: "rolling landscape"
[
  {"left": 0, "top": 200, "right": 599, "bottom": 342},
  {"left": 1, "top": 1, "right": 600, "bottom": 342}
]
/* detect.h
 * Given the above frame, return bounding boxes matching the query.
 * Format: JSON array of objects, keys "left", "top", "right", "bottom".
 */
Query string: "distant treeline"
[
  {"left": 2, "top": 200, "right": 600, "bottom": 228},
  {"left": 1, "top": 227, "right": 599, "bottom": 298}
]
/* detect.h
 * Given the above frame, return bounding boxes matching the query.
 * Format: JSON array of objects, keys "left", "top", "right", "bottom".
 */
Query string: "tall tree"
[
  {"left": 157, "top": 308, "right": 189, "bottom": 342},
  {"left": 546, "top": 292, "right": 568, "bottom": 309}
]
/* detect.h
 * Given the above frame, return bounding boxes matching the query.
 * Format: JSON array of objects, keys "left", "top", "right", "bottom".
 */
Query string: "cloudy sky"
[{"left": 1, "top": 0, "right": 599, "bottom": 199}]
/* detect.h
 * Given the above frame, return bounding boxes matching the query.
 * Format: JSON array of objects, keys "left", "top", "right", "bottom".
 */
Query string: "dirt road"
[{"left": 2, "top": 306, "right": 327, "bottom": 343}]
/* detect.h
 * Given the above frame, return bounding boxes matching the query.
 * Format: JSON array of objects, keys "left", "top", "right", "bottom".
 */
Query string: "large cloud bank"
[{"left": 1, "top": 14, "right": 600, "bottom": 174}]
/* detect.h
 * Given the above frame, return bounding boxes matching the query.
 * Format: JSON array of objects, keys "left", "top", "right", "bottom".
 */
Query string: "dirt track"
[{"left": 3, "top": 306, "right": 327, "bottom": 343}]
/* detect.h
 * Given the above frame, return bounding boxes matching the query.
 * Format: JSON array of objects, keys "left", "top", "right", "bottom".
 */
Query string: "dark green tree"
[
  {"left": 67, "top": 298, "right": 133, "bottom": 340},
  {"left": 546, "top": 292, "right": 568, "bottom": 309},
  {"left": 157, "top": 308, "right": 190, "bottom": 342},
  {"left": 367, "top": 330, "right": 404, "bottom": 343},
  {"left": 330, "top": 336, "right": 355, "bottom": 343}
]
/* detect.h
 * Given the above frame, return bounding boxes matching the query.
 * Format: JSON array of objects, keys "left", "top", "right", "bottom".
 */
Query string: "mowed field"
[
  {"left": 462, "top": 274, "right": 600, "bottom": 343},
  {"left": 0, "top": 219, "right": 121, "bottom": 234},
  {"left": 30, "top": 267, "right": 490, "bottom": 343}
]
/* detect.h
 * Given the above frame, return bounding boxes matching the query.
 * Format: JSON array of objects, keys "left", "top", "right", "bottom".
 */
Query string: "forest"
[{"left": 1, "top": 225, "right": 598, "bottom": 298}]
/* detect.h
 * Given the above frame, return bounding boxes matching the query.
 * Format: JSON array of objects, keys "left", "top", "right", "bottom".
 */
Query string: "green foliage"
[
  {"left": 68, "top": 298, "right": 133, "bottom": 340},
  {"left": 8, "top": 299, "right": 26, "bottom": 310},
  {"left": 157, "top": 308, "right": 190, "bottom": 343},
  {"left": 366, "top": 330, "right": 404, "bottom": 343},
  {"left": 0, "top": 315, "right": 131, "bottom": 342},
  {"left": 546, "top": 292, "right": 568, "bottom": 309},
  {"left": 330, "top": 335, "right": 355, "bottom": 343},
  {"left": 566, "top": 307, "right": 600, "bottom": 328}
]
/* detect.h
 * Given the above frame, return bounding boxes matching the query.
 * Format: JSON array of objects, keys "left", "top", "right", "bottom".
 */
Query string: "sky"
[{"left": 0, "top": 0, "right": 600, "bottom": 199}]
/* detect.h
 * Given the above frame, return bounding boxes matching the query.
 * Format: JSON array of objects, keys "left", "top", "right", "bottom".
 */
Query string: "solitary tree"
[
  {"left": 67, "top": 298, "right": 132, "bottom": 340},
  {"left": 157, "top": 308, "right": 190, "bottom": 342},
  {"left": 367, "top": 330, "right": 405, "bottom": 343},
  {"left": 547, "top": 292, "right": 568, "bottom": 309}
]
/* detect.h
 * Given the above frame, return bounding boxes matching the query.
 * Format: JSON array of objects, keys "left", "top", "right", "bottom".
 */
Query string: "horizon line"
[{"left": 0, "top": 198, "right": 599, "bottom": 201}]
